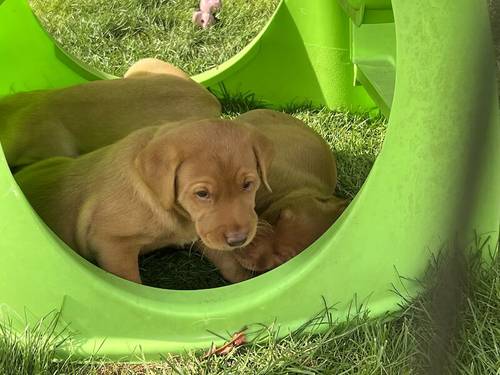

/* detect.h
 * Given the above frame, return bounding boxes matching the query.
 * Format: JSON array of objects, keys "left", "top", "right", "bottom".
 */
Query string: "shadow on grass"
[{"left": 140, "top": 247, "right": 230, "bottom": 290}]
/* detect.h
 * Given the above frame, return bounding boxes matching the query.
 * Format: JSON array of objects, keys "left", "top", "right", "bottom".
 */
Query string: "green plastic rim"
[{"left": 0, "top": 0, "right": 498, "bottom": 360}]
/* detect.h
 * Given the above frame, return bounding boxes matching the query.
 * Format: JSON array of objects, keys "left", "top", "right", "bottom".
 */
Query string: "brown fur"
[
  {"left": 14, "top": 119, "right": 273, "bottom": 283},
  {"left": 200, "top": 110, "right": 348, "bottom": 281},
  {"left": 0, "top": 59, "right": 220, "bottom": 167}
]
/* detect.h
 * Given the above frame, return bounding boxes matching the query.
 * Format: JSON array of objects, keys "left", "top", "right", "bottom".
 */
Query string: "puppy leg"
[
  {"left": 95, "top": 246, "right": 142, "bottom": 284},
  {"left": 200, "top": 247, "right": 253, "bottom": 283},
  {"left": 124, "top": 58, "right": 190, "bottom": 80}
]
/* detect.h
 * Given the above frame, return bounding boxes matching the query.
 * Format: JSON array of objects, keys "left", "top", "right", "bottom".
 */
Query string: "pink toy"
[{"left": 192, "top": 0, "right": 222, "bottom": 29}]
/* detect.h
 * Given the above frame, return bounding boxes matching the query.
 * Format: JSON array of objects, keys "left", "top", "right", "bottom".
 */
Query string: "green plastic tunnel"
[{"left": 0, "top": 0, "right": 498, "bottom": 359}]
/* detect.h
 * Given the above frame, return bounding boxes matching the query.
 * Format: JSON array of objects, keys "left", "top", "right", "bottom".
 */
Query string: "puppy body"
[
  {"left": 0, "top": 59, "right": 221, "bottom": 167},
  {"left": 236, "top": 110, "right": 337, "bottom": 210},
  {"left": 15, "top": 119, "right": 273, "bottom": 283},
  {"left": 14, "top": 127, "right": 191, "bottom": 283}
]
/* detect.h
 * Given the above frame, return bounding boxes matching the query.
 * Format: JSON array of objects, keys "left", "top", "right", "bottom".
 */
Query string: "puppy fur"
[
  {"left": 201, "top": 109, "right": 347, "bottom": 280},
  {"left": 14, "top": 119, "right": 273, "bottom": 283},
  {"left": 0, "top": 59, "right": 221, "bottom": 167}
]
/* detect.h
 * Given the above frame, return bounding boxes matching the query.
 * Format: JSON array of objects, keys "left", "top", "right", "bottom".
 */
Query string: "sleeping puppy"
[
  {"left": 0, "top": 58, "right": 220, "bottom": 168},
  {"left": 14, "top": 118, "right": 273, "bottom": 283},
  {"left": 201, "top": 110, "right": 347, "bottom": 281}
]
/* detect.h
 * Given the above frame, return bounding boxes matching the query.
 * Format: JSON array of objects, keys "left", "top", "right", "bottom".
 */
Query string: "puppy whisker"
[{"left": 187, "top": 240, "right": 199, "bottom": 256}]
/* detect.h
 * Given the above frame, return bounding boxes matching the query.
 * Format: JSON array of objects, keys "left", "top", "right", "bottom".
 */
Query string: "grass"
[
  {"left": 5, "top": 0, "right": 499, "bottom": 373},
  {"left": 29, "top": 0, "right": 280, "bottom": 77},
  {"left": 1, "top": 244, "right": 499, "bottom": 374}
]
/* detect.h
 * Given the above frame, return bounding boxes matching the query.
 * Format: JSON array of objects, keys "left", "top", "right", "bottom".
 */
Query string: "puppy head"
[
  {"left": 136, "top": 119, "right": 274, "bottom": 251},
  {"left": 234, "top": 194, "right": 348, "bottom": 272}
]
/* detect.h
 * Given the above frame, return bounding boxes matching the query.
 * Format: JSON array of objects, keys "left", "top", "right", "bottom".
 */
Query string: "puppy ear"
[
  {"left": 135, "top": 133, "right": 181, "bottom": 210},
  {"left": 251, "top": 129, "right": 274, "bottom": 192}
]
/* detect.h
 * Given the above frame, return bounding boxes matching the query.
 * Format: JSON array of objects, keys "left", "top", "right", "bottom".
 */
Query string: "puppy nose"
[{"left": 225, "top": 231, "right": 248, "bottom": 247}]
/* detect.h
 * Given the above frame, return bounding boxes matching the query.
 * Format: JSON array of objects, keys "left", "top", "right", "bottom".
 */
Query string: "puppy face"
[
  {"left": 176, "top": 150, "right": 261, "bottom": 251},
  {"left": 136, "top": 119, "right": 273, "bottom": 251}
]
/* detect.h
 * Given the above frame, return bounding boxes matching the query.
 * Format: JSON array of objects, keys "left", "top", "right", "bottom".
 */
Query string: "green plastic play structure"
[{"left": 0, "top": 0, "right": 498, "bottom": 359}]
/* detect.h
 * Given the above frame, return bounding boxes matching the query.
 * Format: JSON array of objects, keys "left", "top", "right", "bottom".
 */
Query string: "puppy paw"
[
  {"left": 233, "top": 208, "right": 309, "bottom": 272},
  {"left": 233, "top": 228, "right": 276, "bottom": 272}
]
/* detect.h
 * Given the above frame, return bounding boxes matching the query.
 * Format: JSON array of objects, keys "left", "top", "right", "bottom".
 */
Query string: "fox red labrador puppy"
[
  {"left": 14, "top": 119, "right": 273, "bottom": 283},
  {"left": 0, "top": 58, "right": 220, "bottom": 167}
]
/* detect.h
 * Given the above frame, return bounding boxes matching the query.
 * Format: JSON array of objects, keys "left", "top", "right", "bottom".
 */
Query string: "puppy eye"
[
  {"left": 195, "top": 190, "right": 210, "bottom": 200},
  {"left": 242, "top": 181, "right": 253, "bottom": 191}
]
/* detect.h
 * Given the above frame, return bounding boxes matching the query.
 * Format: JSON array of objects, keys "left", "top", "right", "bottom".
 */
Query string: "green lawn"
[
  {"left": 2, "top": 0, "right": 498, "bottom": 373},
  {"left": 30, "top": 0, "right": 280, "bottom": 76},
  {"left": 2, "top": 248, "right": 498, "bottom": 374}
]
